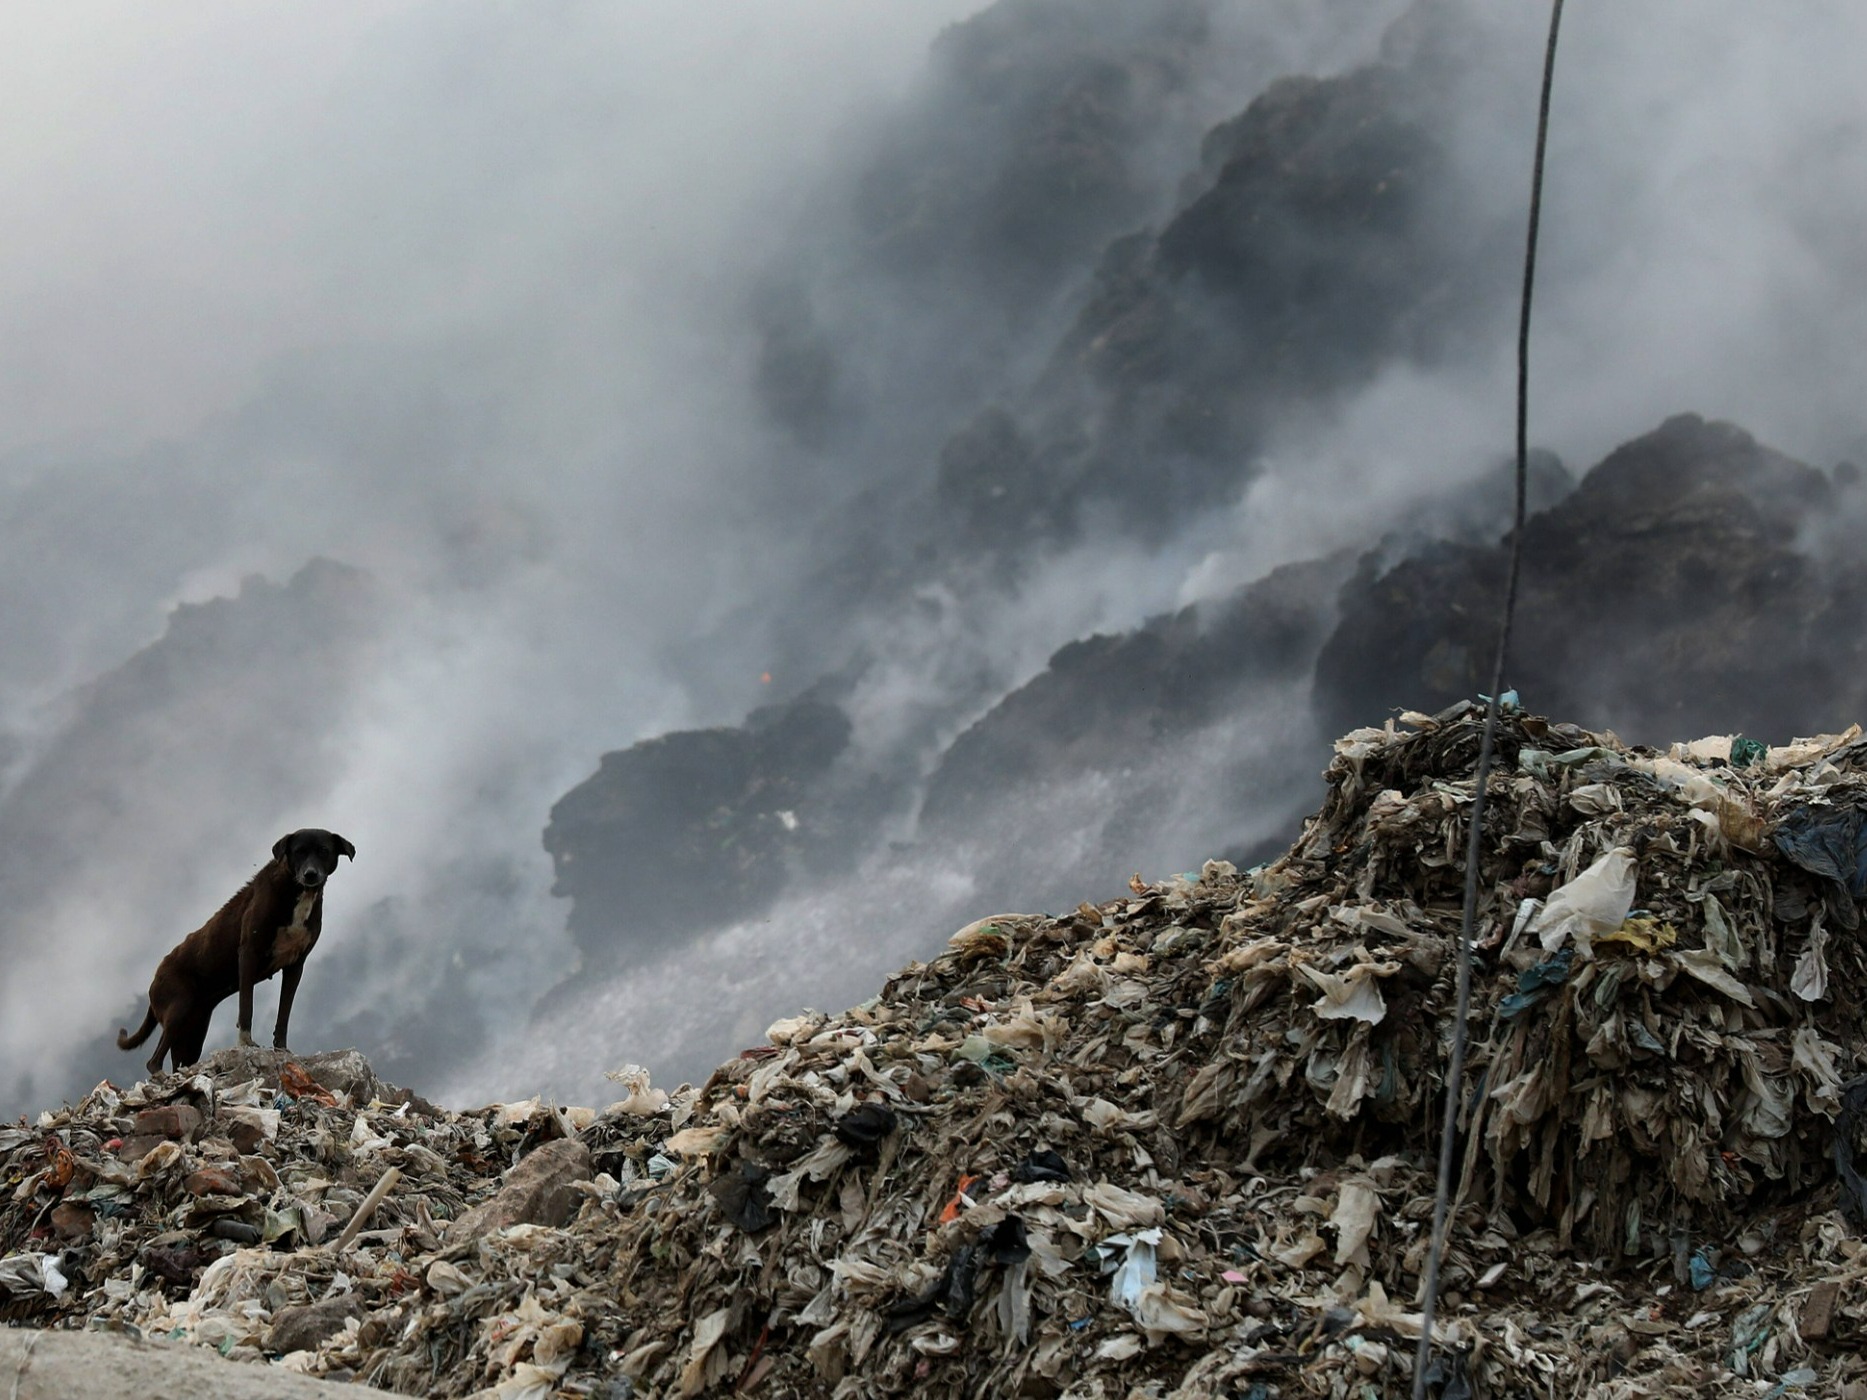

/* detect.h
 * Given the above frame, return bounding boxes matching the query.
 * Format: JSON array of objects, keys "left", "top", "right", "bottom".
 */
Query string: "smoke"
[
  {"left": 1515, "top": 4, "right": 1867, "bottom": 473},
  {"left": 0, "top": 0, "right": 988, "bottom": 1109},
  {"left": 10, "top": 1, "right": 1867, "bottom": 1113},
  {"left": 469, "top": 675, "right": 1324, "bottom": 1104}
]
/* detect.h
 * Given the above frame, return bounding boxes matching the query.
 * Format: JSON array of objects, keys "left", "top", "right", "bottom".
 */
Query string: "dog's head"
[{"left": 272, "top": 828, "right": 356, "bottom": 891}]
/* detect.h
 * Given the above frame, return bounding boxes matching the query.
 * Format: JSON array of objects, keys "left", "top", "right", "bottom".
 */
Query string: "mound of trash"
[{"left": 8, "top": 705, "right": 1867, "bottom": 1397}]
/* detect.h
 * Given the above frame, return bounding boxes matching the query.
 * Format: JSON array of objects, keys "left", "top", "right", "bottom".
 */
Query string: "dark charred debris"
[
  {"left": 544, "top": 1, "right": 1867, "bottom": 973},
  {"left": 547, "top": 411, "right": 1865, "bottom": 974},
  {"left": 752, "top": 0, "right": 1529, "bottom": 682}
]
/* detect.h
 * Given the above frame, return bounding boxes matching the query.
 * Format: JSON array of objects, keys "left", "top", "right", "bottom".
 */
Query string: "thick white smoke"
[{"left": 10, "top": 2, "right": 1867, "bottom": 1112}]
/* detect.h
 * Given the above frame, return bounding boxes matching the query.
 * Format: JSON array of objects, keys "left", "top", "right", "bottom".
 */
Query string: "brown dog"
[{"left": 117, "top": 829, "right": 354, "bottom": 1075}]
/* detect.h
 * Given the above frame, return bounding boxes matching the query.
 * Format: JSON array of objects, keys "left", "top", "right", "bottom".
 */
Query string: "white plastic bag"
[{"left": 1532, "top": 846, "right": 1636, "bottom": 956}]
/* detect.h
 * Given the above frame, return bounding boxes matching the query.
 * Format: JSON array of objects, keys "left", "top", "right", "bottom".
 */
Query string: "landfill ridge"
[{"left": 8, "top": 704, "right": 1867, "bottom": 1397}]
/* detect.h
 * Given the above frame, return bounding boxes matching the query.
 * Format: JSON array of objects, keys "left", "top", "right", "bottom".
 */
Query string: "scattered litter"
[{"left": 9, "top": 708, "right": 1867, "bottom": 1396}]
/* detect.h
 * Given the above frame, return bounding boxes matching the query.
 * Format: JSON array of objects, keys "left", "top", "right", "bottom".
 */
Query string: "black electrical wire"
[{"left": 1411, "top": 3, "right": 1564, "bottom": 1395}]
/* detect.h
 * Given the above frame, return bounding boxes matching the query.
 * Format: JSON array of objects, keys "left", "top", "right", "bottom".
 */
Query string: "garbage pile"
[{"left": 9, "top": 704, "right": 1867, "bottom": 1397}]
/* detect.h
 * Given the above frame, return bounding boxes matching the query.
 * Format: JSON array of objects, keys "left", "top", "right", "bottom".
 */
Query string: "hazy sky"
[
  {"left": 0, "top": 3, "right": 988, "bottom": 455},
  {"left": 0, "top": 1, "right": 986, "bottom": 1108}
]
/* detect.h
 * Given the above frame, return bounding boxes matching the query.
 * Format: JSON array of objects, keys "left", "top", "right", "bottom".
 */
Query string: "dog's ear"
[
  {"left": 334, "top": 835, "right": 356, "bottom": 862},
  {"left": 272, "top": 835, "right": 291, "bottom": 862}
]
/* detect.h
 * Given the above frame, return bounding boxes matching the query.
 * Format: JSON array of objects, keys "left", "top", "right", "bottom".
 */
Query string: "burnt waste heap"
[{"left": 11, "top": 702, "right": 1867, "bottom": 1396}]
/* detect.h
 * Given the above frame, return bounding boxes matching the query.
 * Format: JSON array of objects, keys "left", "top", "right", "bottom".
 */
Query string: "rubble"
[
  {"left": 444, "top": 1140, "right": 591, "bottom": 1242},
  {"left": 11, "top": 705, "right": 1867, "bottom": 1395}
]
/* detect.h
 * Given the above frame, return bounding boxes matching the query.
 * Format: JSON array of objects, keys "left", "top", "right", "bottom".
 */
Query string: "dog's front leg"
[
  {"left": 237, "top": 935, "right": 260, "bottom": 1048},
  {"left": 275, "top": 961, "right": 303, "bottom": 1051}
]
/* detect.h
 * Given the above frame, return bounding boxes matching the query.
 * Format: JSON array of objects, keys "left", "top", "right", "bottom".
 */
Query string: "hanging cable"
[{"left": 1410, "top": 3, "right": 1564, "bottom": 1395}]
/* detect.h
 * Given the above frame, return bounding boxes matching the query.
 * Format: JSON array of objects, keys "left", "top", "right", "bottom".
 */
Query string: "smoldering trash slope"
[
  {"left": 10, "top": 704, "right": 1867, "bottom": 1396},
  {"left": 20, "top": 0, "right": 1867, "bottom": 1120},
  {"left": 0, "top": 0, "right": 1428, "bottom": 1115}
]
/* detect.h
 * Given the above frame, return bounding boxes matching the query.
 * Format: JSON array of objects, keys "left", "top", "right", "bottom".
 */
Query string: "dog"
[{"left": 117, "top": 829, "right": 354, "bottom": 1075}]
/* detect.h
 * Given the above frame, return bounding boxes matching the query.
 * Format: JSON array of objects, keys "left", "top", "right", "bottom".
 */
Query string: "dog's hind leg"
[
  {"left": 146, "top": 1024, "right": 172, "bottom": 1078},
  {"left": 171, "top": 1006, "right": 211, "bottom": 1071},
  {"left": 236, "top": 927, "right": 261, "bottom": 1048}
]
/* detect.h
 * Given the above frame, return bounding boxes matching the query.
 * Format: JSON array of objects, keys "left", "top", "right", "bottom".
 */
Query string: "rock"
[
  {"left": 444, "top": 1138, "right": 593, "bottom": 1242},
  {"left": 136, "top": 1240, "right": 204, "bottom": 1287},
  {"left": 131, "top": 1104, "right": 203, "bottom": 1142},
  {"left": 184, "top": 1165, "right": 242, "bottom": 1198},
  {"left": 114, "top": 1135, "right": 167, "bottom": 1163},
  {"left": 294, "top": 1048, "right": 380, "bottom": 1105},
  {"left": 225, "top": 1117, "right": 268, "bottom": 1154},
  {"left": 265, "top": 1294, "right": 365, "bottom": 1356},
  {"left": 0, "top": 1327, "right": 366, "bottom": 1399},
  {"left": 1801, "top": 1280, "right": 1840, "bottom": 1341},
  {"left": 49, "top": 1202, "right": 94, "bottom": 1242}
]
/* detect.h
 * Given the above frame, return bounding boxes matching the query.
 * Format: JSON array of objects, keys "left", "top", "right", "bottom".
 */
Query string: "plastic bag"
[{"left": 1531, "top": 846, "right": 1636, "bottom": 956}]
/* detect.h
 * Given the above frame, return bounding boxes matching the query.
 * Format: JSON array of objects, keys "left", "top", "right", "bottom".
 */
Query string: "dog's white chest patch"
[
  {"left": 287, "top": 890, "right": 318, "bottom": 936},
  {"left": 268, "top": 889, "right": 322, "bottom": 975}
]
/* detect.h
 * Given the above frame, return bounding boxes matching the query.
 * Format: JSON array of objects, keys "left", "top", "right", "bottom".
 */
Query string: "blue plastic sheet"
[
  {"left": 1499, "top": 947, "right": 1574, "bottom": 1019},
  {"left": 1833, "top": 1075, "right": 1867, "bottom": 1228},
  {"left": 1773, "top": 800, "right": 1867, "bottom": 929}
]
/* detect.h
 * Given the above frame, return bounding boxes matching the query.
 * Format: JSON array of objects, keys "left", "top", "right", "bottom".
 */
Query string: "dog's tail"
[{"left": 117, "top": 1007, "right": 157, "bottom": 1051}]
